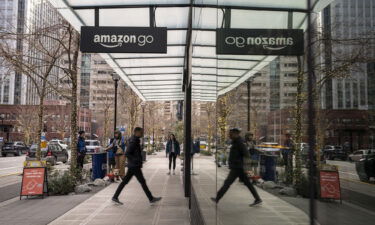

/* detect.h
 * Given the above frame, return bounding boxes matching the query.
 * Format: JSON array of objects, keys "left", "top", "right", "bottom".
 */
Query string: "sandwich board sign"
[{"left": 20, "top": 167, "right": 48, "bottom": 199}]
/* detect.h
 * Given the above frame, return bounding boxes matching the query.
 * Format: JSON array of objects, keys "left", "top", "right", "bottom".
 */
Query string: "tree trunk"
[
  {"left": 293, "top": 56, "right": 304, "bottom": 187},
  {"left": 36, "top": 94, "right": 45, "bottom": 161},
  {"left": 69, "top": 37, "right": 79, "bottom": 172}
]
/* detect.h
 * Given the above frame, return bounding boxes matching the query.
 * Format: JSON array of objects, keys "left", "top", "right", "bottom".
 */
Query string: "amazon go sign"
[
  {"left": 80, "top": 26, "right": 167, "bottom": 53},
  {"left": 216, "top": 29, "right": 304, "bottom": 56}
]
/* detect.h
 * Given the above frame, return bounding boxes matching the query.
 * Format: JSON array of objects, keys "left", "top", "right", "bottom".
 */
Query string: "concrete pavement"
[
  {"left": 49, "top": 153, "right": 190, "bottom": 225},
  {"left": 192, "top": 155, "right": 312, "bottom": 225},
  {"left": 50, "top": 153, "right": 317, "bottom": 225}
]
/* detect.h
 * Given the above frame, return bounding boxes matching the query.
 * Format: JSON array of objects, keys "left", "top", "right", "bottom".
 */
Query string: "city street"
[
  {"left": 0, "top": 151, "right": 73, "bottom": 203},
  {"left": 0, "top": 155, "right": 24, "bottom": 178},
  {"left": 326, "top": 160, "right": 360, "bottom": 181}
]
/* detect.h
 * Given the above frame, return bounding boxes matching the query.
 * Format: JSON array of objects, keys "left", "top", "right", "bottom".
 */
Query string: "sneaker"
[
  {"left": 167, "top": 171, "right": 171, "bottom": 175},
  {"left": 112, "top": 197, "right": 124, "bottom": 205},
  {"left": 173, "top": 171, "right": 176, "bottom": 175},
  {"left": 210, "top": 197, "right": 217, "bottom": 203},
  {"left": 250, "top": 199, "right": 262, "bottom": 207},
  {"left": 150, "top": 197, "right": 162, "bottom": 204}
]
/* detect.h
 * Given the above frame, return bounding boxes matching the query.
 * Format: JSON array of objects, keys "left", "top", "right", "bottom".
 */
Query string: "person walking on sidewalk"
[
  {"left": 212, "top": 128, "right": 262, "bottom": 207},
  {"left": 77, "top": 131, "right": 87, "bottom": 169},
  {"left": 166, "top": 134, "right": 180, "bottom": 175},
  {"left": 112, "top": 127, "right": 162, "bottom": 205}
]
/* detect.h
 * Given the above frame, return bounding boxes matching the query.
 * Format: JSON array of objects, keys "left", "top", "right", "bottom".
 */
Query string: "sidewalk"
[
  {"left": 49, "top": 153, "right": 190, "bottom": 225},
  {"left": 192, "top": 155, "right": 311, "bottom": 225},
  {"left": 49, "top": 153, "right": 314, "bottom": 225}
]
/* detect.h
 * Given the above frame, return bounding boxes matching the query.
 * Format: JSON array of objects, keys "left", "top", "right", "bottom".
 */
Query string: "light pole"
[
  {"left": 246, "top": 75, "right": 259, "bottom": 133},
  {"left": 112, "top": 73, "right": 120, "bottom": 132},
  {"left": 141, "top": 102, "right": 146, "bottom": 150},
  {"left": 246, "top": 79, "right": 251, "bottom": 132}
]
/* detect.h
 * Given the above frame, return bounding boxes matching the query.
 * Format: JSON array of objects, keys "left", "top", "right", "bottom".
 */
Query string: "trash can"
[
  {"left": 355, "top": 153, "right": 375, "bottom": 182},
  {"left": 91, "top": 152, "right": 107, "bottom": 180},
  {"left": 259, "top": 154, "right": 277, "bottom": 181}
]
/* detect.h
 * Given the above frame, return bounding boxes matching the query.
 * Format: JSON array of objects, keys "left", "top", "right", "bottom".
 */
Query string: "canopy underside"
[{"left": 50, "top": 0, "right": 333, "bottom": 101}]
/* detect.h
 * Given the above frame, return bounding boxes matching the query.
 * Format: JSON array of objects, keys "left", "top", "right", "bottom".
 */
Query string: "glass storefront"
[{"left": 53, "top": 1, "right": 375, "bottom": 224}]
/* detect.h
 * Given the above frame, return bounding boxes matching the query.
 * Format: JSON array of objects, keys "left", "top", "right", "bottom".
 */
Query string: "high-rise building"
[
  {"left": 0, "top": 0, "right": 25, "bottom": 104},
  {"left": 0, "top": 0, "right": 63, "bottom": 105},
  {"left": 321, "top": 0, "right": 375, "bottom": 110}
]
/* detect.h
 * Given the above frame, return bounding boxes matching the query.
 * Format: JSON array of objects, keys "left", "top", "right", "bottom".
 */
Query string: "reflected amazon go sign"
[
  {"left": 216, "top": 29, "right": 304, "bottom": 56},
  {"left": 80, "top": 26, "right": 167, "bottom": 53}
]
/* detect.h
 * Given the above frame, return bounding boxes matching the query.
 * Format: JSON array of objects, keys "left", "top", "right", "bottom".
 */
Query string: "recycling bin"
[
  {"left": 259, "top": 154, "right": 277, "bottom": 181},
  {"left": 91, "top": 152, "right": 107, "bottom": 180}
]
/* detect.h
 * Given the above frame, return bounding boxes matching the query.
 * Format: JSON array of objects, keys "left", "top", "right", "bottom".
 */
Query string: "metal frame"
[{"left": 71, "top": 3, "right": 309, "bottom": 13}]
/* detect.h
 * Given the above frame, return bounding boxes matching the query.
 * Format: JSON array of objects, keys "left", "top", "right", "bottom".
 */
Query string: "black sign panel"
[
  {"left": 216, "top": 29, "right": 304, "bottom": 56},
  {"left": 80, "top": 26, "right": 167, "bottom": 53}
]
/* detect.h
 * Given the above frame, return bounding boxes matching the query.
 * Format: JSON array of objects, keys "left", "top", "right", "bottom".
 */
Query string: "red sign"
[
  {"left": 320, "top": 170, "right": 341, "bottom": 199},
  {"left": 21, "top": 167, "right": 46, "bottom": 196}
]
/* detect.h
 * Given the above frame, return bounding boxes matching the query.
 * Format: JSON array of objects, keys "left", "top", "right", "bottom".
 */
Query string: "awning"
[{"left": 49, "top": 0, "right": 333, "bottom": 101}]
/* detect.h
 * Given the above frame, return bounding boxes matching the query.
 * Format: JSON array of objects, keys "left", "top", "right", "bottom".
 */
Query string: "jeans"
[
  {"left": 77, "top": 153, "right": 85, "bottom": 169},
  {"left": 169, "top": 153, "right": 177, "bottom": 170},
  {"left": 216, "top": 168, "right": 261, "bottom": 202},
  {"left": 113, "top": 167, "right": 153, "bottom": 201}
]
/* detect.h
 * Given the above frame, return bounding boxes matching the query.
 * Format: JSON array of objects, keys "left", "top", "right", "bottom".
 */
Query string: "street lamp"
[
  {"left": 112, "top": 73, "right": 120, "bottom": 132},
  {"left": 141, "top": 102, "right": 146, "bottom": 150},
  {"left": 141, "top": 102, "right": 146, "bottom": 130},
  {"left": 246, "top": 73, "right": 260, "bottom": 133}
]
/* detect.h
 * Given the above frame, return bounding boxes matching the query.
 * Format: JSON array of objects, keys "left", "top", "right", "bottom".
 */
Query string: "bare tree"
[
  {"left": 15, "top": 106, "right": 39, "bottom": 145},
  {"left": 0, "top": 24, "right": 65, "bottom": 160},
  {"left": 118, "top": 82, "right": 142, "bottom": 135},
  {"left": 205, "top": 102, "right": 216, "bottom": 152}
]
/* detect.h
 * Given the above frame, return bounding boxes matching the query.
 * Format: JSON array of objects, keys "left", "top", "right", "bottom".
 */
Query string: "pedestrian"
[
  {"left": 106, "top": 130, "right": 126, "bottom": 181},
  {"left": 77, "top": 131, "right": 87, "bottom": 169},
  {"left": 283, "top": 133, "right": 294, "bottom": 184},
  {"left": 244, "top": 132, "right": 259, "bottom": 175},
  {"left": 211, "top": 128, "right": 262, "bottom": 207},
  {"left": 166, "top": 133, "right": 180, "bottom": 175},
  {"left": 112, "top": 127, "right": 162, "bottom": 205}
]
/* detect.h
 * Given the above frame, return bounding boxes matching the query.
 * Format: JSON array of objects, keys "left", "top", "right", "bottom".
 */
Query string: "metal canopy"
[{"left": 50, "top": 0, "right": 333, "bottom": 101}]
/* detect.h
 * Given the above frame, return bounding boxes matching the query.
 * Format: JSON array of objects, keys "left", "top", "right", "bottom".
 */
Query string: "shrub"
[
  {"left": 200, "top": 150, "right": 213, "bottom": 156},
  {"left": 48, "top": 170, "right": 77, "bottom": 195},
  {"left": 295, "top": 174, "right": 319, "bottom": 198}
]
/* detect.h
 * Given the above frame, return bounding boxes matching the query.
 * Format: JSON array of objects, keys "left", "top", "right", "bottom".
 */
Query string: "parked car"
[
  {"left": 1, "top": 142, "right": 29, "bottom": 156},
  {"left": 85, "top": 140, "right": 102, "bottom": 154},
  {"left": 323, "top": 145, "right": 348, "bottom": 160},
  {"left": 49, "top": 139, "right": 68, "bottom": 150},
  {"left": 26, "top": 144, "right": 68, "bottom": 165},
  {"left": 349, "top": 149, "right": 375, "bottom": 162},
  {"left": 355, "top": 151, "right": 375, "bottom": 182}
]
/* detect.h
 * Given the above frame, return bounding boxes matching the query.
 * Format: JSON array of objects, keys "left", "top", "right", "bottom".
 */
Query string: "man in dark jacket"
[
  {"left": 112, "top": 127, "right": 162, "bottom": 205},
  {"left": 77, "top": 131, "right": 86, "bottom": 169},
  {"left": 212, "top": 128, "right": 262, "bottom": 207}
]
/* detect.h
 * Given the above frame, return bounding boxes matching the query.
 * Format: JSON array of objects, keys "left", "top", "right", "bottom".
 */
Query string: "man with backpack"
[{"left": 212, "top": 128, "right": 262, "bottom": 207}]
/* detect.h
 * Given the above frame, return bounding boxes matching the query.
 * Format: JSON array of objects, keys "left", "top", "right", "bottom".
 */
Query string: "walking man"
[
  {"left": 112, "top": 127, "right": 162, "bottom": 205},
  {"left": 212, "top": 128, "right": 262, "bottom": 206}
]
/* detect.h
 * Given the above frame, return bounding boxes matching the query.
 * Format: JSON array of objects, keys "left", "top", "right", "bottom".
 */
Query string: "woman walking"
[{"left": 166, "top": 134, "right": 180, "bottom": 175}]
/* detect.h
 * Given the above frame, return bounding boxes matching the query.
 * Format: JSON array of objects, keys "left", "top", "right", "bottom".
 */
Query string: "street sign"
[
  {"left": 20, "top": 167, "right": 48, "bottom": 199},
  {"left": 216, "top": 29, "right": 304, "bottom": 55},
  {"left": 80, "top": 26, "right": 167, "bottom": 53},
  {"left": 319, "top": 170, "right": 341, "bottom": 200}
]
